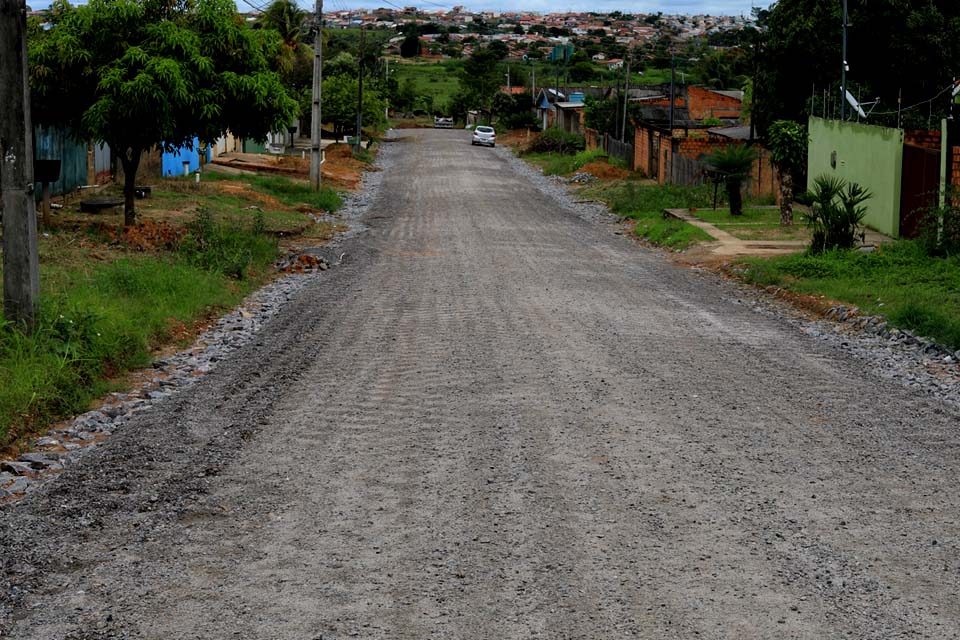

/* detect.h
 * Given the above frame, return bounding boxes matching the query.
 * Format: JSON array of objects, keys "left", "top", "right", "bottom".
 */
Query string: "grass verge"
[
  {"left": 604, "top": 181, "right": 716, "bottom": 249},
  {"left": 736, "top": 241, "right": 960, "bottom": 349},
  {"left": 0, "top": 169, "right": 348, "bottom": 449},
  {"left": 689, "top": 207, "right": 812, "bottom": 241}
]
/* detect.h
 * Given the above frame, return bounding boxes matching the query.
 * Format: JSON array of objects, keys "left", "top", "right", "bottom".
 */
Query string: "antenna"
[{"left": 844, "top": 90, "right": 879, "bottom": 120}]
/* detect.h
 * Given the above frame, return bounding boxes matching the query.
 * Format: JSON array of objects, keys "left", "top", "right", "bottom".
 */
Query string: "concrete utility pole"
[
  {"left": 309, "top": 0, "right": 323, "bottom": 191},
  {"left": 1, "top": 0, "right": 40, "bottom": 331}
]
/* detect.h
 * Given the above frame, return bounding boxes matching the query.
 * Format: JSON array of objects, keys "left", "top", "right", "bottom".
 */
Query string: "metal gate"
[{"left": 900, "top": 143, "right": 940, "bottom": 238}]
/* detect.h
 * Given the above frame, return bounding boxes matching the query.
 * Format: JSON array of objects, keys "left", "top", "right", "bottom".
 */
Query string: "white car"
[{"left": 471, "top": 125, "right": 496, "bottom": 147}]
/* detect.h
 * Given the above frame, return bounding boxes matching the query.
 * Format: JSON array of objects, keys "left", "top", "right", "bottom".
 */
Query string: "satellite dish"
[{"left": 845, "top": 90, "right": 867, "bottom": 119}]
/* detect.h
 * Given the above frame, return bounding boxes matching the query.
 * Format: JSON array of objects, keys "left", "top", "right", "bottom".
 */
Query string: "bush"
[
  {"left": 918, "top": 199, "right": 960, "bottom": 257},
  {"left": 807, "top": 174, "right": 872, "bottom": 254},
  {"left": 524, "top": 128, "right": 585, "bottom": 154}
]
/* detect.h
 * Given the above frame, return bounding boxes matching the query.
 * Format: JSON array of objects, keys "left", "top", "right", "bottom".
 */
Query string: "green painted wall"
[
  {"left": 807, "top": 116, "right": 903, "bottom": 237},
  {"left": 242, "top": 138, "right": 266, "bottom": 154}
]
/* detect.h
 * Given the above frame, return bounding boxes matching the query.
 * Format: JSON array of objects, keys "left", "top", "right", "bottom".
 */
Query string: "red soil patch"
[
  {"left": 95, "top": 219, "right": 185, "bottom": 251},
  {"left": 580, "top": 160, "right": 632, "bottom": 181}
]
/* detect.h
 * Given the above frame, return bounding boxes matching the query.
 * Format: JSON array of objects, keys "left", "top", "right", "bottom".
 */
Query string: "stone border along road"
[
  {"left": 5, "top": 133, "right": 955, "bottom": 503},
  {"left": 1, "top": 128, "right": 959, "bottom": 638},
  {"left": 0, "top": 148, "right": 385, "bottom": 503}
]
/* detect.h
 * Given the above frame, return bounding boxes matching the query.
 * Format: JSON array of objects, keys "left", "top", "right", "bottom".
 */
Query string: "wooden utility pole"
[
  {"left": 1, "top": 0, "right": 40, "bottom": 331},
  {"left": 309, "top": 0, "right": 323, "bottom": 191},
  {"left": 620, "top": 54, "right": 631, "bottom": 142},
  {"left": 354, "top": 24, "right": 365, "bottom": 154}
]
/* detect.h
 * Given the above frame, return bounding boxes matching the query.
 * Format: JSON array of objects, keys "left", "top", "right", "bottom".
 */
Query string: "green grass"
[
  {"left": 524, "top": 148, "right": 608, "bottom": 176},
  {"left": 393, "top": 60, "right": 462, "bottom": 107},
  {"left": 609, "top": 181, "right": 715, "bottom": 217},
  {"left": 634, "top": 217, "right": 714, "bottom": 250},
  {"left": 688, "top": 207, "right": 812, "bottom": 241},
  {"left": 204, "top": 173, "right": 342, "bottom": 212},
  {"left": 0, "top": 213, "right": 280, "bottom": 447},
  {"left": 737, "top": 241, "right": 960, "bottom": 349}
]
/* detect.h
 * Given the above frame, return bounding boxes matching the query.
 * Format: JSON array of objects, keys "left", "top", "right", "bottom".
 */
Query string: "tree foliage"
[
  {"left": 321, "top": 74, "right": 386, "bottom": 138},
  {"left": 766, "top": 119, "right": 808, "bottom": 226},
  {"left": 29, "top": 0, "right": 298, "bottom": 225},
  {"left": 455, "top": 46, "right": 503, "bottom": 114},
  {"left": 754, "top": 0, "right": 960, "bottom": 134}
]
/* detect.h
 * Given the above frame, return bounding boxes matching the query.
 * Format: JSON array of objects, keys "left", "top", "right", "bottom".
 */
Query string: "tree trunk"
[
  {"left": 728, "top": 178, "right": 743, "bottom": 216},
  {"left": 119, "top": 146, "right": 141, "bottom": 227},
  {"left": 779, "top": 168, "right": 794, "bottom": 226}
]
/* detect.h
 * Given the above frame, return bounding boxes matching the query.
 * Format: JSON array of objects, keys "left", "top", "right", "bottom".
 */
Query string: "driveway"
[{"left": 1, "top": 128, "right": 958, "bottom": 639}]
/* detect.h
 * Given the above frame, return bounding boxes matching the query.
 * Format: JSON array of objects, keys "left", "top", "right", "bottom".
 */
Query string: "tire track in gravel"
[{"left": 2, "top": 129, "right": 960, "bottom": 639}]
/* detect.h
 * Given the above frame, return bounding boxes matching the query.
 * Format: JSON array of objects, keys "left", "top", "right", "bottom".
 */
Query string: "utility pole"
[
  {"left": 669, "top": 48, "right": 676, "bottom": 134},
  {"left": 620, "top": 54, "right": 630, "bottom": 142},
  {"left": 354, "top": 24, "right": 365, "bottom": 154},
  {"left": 1, "top": 0, "right": 40, "bottom": 331},
  {"left": 506, "top": 66, "right": 510, "bottom": 92},
  {"left": 840, "top": 0, "right": 848, "bottom": 121},
  {"left": 309, "top": 0, "right": 323, "bottom": 191}
]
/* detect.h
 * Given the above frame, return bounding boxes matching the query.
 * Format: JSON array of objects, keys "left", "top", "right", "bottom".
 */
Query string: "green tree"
[
  {"left": 325, "top": 51, "right": 358, "bottom": 79},
  {"left": 29, "top": 0, "right": 298, "bottom": 226},
  {"left": 569, "top": 61, "right": 596, "bottom": 83},
  {"left": 321, "top": 74, "right": 386, "bottom": 138},
  {"left": 457, "top": 46, "right": 502, "bottom": 115},
  {"left": 486, "top": 39, "right": 509, "bottom": 60},
  {"left": 254, "top": 0, "right": 305, "bottom": 48},
  {"left": 766, "top": 120, "right": 807, "bottom": 226},
  {"left": 400, "top": 31, "right": 421, "bottom": 58},
  {"left": 693, "top": 49, "right": 739, "bottom": 90},
  {"left": 754, "top": 0, "right": 960, "bottom": 135},
  {"left": 703, "top": 144, "right": 757, "bottom": 216}
]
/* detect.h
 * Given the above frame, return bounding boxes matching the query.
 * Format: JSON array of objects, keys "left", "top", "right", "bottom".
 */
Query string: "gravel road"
[{"left": 2, "top": 128, "right": 960, "bottom": 639}]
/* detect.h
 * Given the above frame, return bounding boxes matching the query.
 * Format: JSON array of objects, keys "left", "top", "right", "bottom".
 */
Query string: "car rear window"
[{"left": 476, "top": 127, "right": 494, "bottom": 133}]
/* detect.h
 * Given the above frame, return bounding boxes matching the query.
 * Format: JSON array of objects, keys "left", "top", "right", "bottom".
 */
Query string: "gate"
[{"left": 900, "top": 143, "right": 940, "bottom": 238}]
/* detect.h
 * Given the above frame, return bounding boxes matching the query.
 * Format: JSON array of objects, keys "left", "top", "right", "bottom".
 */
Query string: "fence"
[{"left": 605, "top": 135, "right": 635, "bottom": 171}]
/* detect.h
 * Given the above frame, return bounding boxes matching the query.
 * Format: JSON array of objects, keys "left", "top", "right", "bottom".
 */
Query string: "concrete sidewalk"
[{"left": 665, "top": 208, "right": 894, "bottom": 258}]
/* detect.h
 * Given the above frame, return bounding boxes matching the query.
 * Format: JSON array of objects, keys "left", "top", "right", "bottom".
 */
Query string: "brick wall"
[
  {"left": 632, "top": 123, "right": 778, "bottom": 196},
  {"left": 952, "top": 146, "right": 960, "bottom": 191},
  {"left": 585, "top": 128, "right": 601, "bottom": 151},
  {"left": 905, "top": 129, "right": 942, "bottom": 150},
  {"left": 687, "top": 86, "right": 742, "bottom": 121}
]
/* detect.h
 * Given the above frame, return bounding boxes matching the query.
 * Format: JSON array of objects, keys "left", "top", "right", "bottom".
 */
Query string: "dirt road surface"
[{"left": 2, "top": 129, "right": 959, "bottom": 639}]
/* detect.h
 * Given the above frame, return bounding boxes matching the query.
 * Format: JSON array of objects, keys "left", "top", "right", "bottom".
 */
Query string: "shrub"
[
  {"left": 918, "top": 199, "right": 960, "bottom": 257},
  {"left": 807, "top": 174, "right": 872, "bottom": 254},
  {"left": 524, "top": 128, "right": 585, "bottom": 154}
]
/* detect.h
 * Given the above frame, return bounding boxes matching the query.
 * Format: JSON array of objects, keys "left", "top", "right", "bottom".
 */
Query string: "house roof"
[
  {"left": 707, "top": 125, "right": 752, "bottom": 140},
  {"left": 711, "top": 89, "right": 745, "bottom": 101}
]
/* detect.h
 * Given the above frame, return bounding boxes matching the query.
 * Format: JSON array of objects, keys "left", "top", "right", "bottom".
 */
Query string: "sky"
[
  {"left": 30, "top": 0, "right": 773, "bottom": 18},
  {"left": 316, "top": 1, "right": 772, "bottom": 17}
]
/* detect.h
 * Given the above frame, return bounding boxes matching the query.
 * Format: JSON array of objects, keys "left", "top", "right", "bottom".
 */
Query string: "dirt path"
[{"left": 2, "top": 129, "right": 959, "bottom": 639}]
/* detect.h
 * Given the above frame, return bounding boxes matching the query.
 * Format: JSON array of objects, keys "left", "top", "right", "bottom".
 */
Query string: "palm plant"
[
  {"left": 703, "top": 144, "right": 756, "bottom": 216},
  {"left": 807, "top": 174, "right": 872, "bottom": 253}
]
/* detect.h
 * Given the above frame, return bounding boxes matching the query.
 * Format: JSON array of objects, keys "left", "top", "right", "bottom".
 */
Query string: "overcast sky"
[
  {"left": 31, "top": 0, "right": 773, "bottom": 17},
  {"left": 312, "top": 1, "right": 771, "bottom": 17}
]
